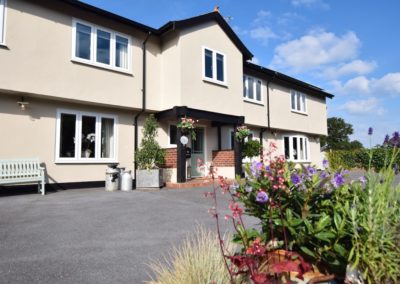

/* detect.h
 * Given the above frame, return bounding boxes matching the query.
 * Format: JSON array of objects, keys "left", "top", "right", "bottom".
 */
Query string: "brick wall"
[
  {"left": 162, "top": 148, "right": 177, "bottom": 168},
  {"left": 212, "top": 150, "right": 235, "bottom": 167}
]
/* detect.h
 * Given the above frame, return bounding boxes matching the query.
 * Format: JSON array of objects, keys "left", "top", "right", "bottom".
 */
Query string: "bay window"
[
  {"left": 0, "top": 0, "right": 6, "bottom": 45},
  {"left": 243, "top": 76, "right": 262, "bottom": 103},
  {"left": 283, "top": 135, "right": 309, "bottom": 162},
  {"left": 56, "top": 110, "right": 117, "bottom": 162},
  {"left": 203, "top": 47, "right": 226, "bottom": 84},
  {"left": 73, "top": 19, "right": 131, "bottom": 72},
  {"left": 291, "top": 90, "right": 307, "bottom": 113}
]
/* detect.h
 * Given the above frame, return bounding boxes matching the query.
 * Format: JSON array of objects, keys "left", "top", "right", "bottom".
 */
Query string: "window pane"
[
  {"left": 169, "top": 125, "right": 177, "bottom": 145},
  {"left": 231, "top": 131, "right": 235, "bottom": 150},
  {"left": 296, "top": 92, "right": 301, "bottom": 111},
  {"left": 248, "top": 77, "right": 254, "bottom": 99},
  {"left": 116, "top": 35, "right": 128, "bottom": 69},
  {"left": 76, "top": 23, "right": 91, "bottom": 60},
  {"left": 243, "top": 77, "right": 247, "bottom": 97},
  {"left": 216, "top": 53, "right": 224, "bottom": 81},
  {"left": 284, "top": 137, "right": 290, "bottom": 160},
  {"left": 0, "top": 0, "right": 4, "bottom": 44},
  {"left": 204, "top": 49, "right": 213, "bottom": 78},
  {"left": 299, "top": 137, "right": 304, "bottom": 160},
  {"left": 305, "top": 138, "right": 308, "bottom": 160},
  {"left": 292, "top": 137, "right": 298, "bottom": 160},
  {"left": 192, "top": 129, "right": 204, "bottom": 153},
  {"left": 302, "top": 94, "right": 306, "bottom": 112},
  {"left": 59, "top": 114, "right": 76, "bottom": 158},
  {"left": 291, "top": 91, "right": 296, "bottom": 110},
  {"left": 81, "top": 116, "right": 96, "bottom": 158},
  {"left": 256, "top": 80, "right": 262, "bottom": 101},
  {"left": 96, "top": 29, "right": 111, "bottom": 65},
  {"left": 101, "top": 118, "right": 114, "bottom": 158}
]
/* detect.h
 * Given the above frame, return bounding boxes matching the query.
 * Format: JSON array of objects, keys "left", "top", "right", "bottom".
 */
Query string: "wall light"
[{"left": 17, "top": 97, "right": 29, "bottom": 111}]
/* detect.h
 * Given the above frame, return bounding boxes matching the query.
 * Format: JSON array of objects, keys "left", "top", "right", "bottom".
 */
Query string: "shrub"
[
  {"left": 242, "top": 139, "right": 261, "bottom": 158},
  {"left": 135, "top": 114, "right": 165, "bottom": 170},
  {"left": 147, "top": 226, "right": 236, "bottom": 284}
]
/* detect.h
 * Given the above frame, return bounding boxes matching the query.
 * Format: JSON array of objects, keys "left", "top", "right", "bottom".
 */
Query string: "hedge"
[{"left": 326, "top": 147, "right": 400, "bottom": 171}]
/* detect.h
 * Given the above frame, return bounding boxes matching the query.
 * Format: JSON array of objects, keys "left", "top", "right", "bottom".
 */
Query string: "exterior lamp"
[
  {"left": 17, "top": 97, "right": 29, "bottom": 111},
  {"left": 180, "top": 135, "right": 189, "bottom": 145}
]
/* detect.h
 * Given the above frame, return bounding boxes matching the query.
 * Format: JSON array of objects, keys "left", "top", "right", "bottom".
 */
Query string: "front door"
[{"left": 191, "top": 128, "right": 205, "bottom": 177}]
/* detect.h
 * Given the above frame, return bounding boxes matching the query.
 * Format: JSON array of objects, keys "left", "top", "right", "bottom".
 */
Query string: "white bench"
[{"left": 0, "top": 158, "right": 46, "bottom": 195}]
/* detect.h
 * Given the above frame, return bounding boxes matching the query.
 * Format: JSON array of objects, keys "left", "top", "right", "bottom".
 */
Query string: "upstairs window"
[
  {"left": 243, "top": 76, "right": 262, "bottom": 103},
  {"left": 283, "top": 135, "right": 309, "bottom": 162},
  {"left": 203, "top": 47, "right": 226, "bottom": 84},
  {"left": 73, "top": 19, "right": 131, "bottom": 72},
  {"left": 0, "top": 0, "right": 6, "bottom": 45},
  {"left": 169, "top": 125, "right": 177, "bottom": 145},
  {"left": 291, "top": 90, "right": 307, "bottom": 113}
]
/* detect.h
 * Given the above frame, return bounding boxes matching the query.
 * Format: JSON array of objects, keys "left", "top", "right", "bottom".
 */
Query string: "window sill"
[
  {"left": 55, "top": 159, "right": 118, "bottom": 164},
  {"left": 71, "top": 58, "right": 133, "bottom": 76},
  {"left": 243, "top": 99, "right": 264, "bottom": 106},
  {"left": 203, "top": 77, "right": 228, "bottom": 88},
  {"left": 291, "top": 110, "right": 308, "bottom": 116}
]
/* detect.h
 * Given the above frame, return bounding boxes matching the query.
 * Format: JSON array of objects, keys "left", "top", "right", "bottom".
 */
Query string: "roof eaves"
[
  {"left": 59, "top": 0, "right": 157, "bottom": 34},
  {"left": 244, "top": 62, "right": 334, "bottom": 99}
]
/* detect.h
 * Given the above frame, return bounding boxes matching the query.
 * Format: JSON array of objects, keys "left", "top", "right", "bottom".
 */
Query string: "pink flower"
[{"left": 229, "top": 202, "right": 243, "bottom": 219}]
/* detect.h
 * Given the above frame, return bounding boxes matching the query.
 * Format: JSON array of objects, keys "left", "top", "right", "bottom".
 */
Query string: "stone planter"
[{"left": 136, "top": 169, "right": 163, "bottom": 189}]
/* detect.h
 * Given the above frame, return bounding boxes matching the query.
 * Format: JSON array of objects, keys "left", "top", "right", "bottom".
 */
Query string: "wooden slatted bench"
[{"left": 0, "top": 158, "right": 46, "bottom": 195}]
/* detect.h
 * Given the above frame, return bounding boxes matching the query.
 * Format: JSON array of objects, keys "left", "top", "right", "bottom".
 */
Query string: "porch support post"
[
  {"left": 233, "top": 125, "right": 243, "bottom": 177},
  {"left": 217, "top": 125, "right": 222, "bottom": 151},
  {"left": 176, "top": 127, "right": 186, "bottom": 183}
]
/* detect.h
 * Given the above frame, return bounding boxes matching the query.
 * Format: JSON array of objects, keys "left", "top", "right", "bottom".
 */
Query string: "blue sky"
[{"left": 82, "top": 0, "right": 400, "bottom": 146}]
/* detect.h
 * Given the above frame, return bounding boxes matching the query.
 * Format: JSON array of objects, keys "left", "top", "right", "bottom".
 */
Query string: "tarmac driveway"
[{"left": 0, "top": 187, "right": 241, "bottom": 284}]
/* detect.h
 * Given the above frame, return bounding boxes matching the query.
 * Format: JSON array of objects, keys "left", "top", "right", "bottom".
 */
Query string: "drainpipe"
[{"left": 134, "top": 31, "right": 152, "bottom": 181}]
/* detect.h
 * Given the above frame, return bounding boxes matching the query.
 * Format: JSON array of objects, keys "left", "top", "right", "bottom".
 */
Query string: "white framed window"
[
  {"left": 203, "top": 47, "right": 226, "bottom": 85},
  {"left": 243, "top": 75, "right": 263, "bottom": 104},
  {"left": 291, "top": 90, "right": 307, "bottom": 114},
  {"left": 0, "top": 0, "right": 6, "bottom": 45},
  {"left": 283, "top": 135, "right": 310, "bottom": 162},
  {"left": 72, "top": 19, "right": 131, "bottom": 73},
  {"left": 55, "top": 109, "right": 118, "bottom": 163}
]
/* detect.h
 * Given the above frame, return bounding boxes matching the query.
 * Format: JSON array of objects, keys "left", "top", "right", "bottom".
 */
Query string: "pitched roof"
[
  {"left": 244, "top": 62, "right": 334, "bottom": 99},
  {"left": 157, "top": 12, "right": 253, "bottom": 60}
]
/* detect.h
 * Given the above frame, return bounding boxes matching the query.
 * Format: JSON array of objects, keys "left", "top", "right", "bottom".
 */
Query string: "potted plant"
[
  {"left": 235, "top": 125, "right": 250, "bottom": 142},
  {"left": 177, "top": 116, "right": 198, "bottom": 140},
  {"left": 135, "top": 114, "right": 165, "bottom": 188}
]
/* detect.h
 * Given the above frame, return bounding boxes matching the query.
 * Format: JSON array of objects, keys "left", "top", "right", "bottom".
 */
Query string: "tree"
[{"left": 320, "top": 117, "right": 363, "bottom": 150}]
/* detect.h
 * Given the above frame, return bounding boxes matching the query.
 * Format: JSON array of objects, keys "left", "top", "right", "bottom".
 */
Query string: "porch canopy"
[{"left": 155, "top": 106, "right": 245, "bottom": 183}]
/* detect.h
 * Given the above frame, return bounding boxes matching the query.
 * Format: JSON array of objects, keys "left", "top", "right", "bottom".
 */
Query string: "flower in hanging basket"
[
  {"left": 177, "top": 116, "right": 198, "bottom": 140},
  {"left": 235, "top": 125, "right": 250, "bottom": 142}
]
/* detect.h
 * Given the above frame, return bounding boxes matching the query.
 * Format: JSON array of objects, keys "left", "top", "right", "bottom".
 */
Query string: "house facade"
[{"left": 0, "top": 0, "right": 333, "bottom": 188}]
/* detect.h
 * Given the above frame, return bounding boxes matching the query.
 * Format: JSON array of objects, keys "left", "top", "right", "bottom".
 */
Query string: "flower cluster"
[
  {"left": 384, "top": 131, "right": 400, "bottom": 147},
  {"left": 177, "top": 116, "right": 198, "bottom": 139},
  {"left": 235, "top": 125, "right": 251, "bottom": 142}
]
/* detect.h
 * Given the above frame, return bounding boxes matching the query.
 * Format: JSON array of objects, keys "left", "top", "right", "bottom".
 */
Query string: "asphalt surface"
[{"left": 0, "top": 186, "right": 247, "bottom": 284}]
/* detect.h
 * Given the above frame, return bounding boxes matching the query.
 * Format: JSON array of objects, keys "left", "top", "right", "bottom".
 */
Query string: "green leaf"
[
  {"left": 315, "top": 232, "right": 335, "bottom": 242},
  {"left": 300, "top": 246, "right": 316, "bottom": 258},
  {"left": 333, "top": 243, "right": 347, "bottom": 258},
  {"left": 333, "top": 212, "right": 342, "bottom": 230},
  {"left": 316, "top": 214, "right": 331, "bottom": 231}
]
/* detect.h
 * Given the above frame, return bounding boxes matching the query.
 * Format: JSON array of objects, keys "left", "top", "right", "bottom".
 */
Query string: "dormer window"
[
  {"left": 203, "top": 47, "right": 226, "bottom": 85},
  {"left": 291, "top": 90, "right": 307, "bottom": 114}
]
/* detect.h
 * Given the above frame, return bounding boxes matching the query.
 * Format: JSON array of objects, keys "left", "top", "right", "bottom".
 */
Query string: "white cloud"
[
  {"left": 248, "top": 57, "right": 260, "bottom": 65},
  {"left": 339, "top": 97, "right": 385, "bottom": 115},
  {"left": 291, "top": 0, "right": 330, "bottom": 10},
  {"left": 323, "top": 60, "right": 377, "bottom": 79},
  {"left": 333, "top": 72, "right": 400, "bottom": 96},
  {"left": 271, "top": 30, "right": 360, "bottom": 73},
  {"left": 250, "top": 27, "right": 277, "bottom": 44}
]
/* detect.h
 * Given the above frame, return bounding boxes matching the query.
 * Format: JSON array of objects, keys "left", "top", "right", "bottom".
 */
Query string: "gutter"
[{"left": 134, "top": 31, "right": 152, "bottom": 179}]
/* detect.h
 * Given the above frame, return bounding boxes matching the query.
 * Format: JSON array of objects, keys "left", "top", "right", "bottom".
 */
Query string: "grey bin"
[{"left": 105, "top": 164, "right": 120, "bottom": 191}]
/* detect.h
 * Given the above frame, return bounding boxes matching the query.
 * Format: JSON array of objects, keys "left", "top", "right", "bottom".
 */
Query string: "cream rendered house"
[{"left": 0, "top": 0, "right": 333, "bottom": 189}]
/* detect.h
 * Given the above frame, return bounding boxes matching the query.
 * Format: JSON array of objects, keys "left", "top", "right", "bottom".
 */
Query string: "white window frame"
[
  {"left": 71, "top": 18, "right": 132, "bottom": 74},
  {"left": 0, "top": 0, "right": 7, "bottom": 46},
  {"left": 283, "top": 135, "right": 310, "bottom": 162},
  {"left": 55, "top": 109, "right": 118, "bottom": 163},
  {"left": 290, "top": 90, "right": 307, "bottom": 114},
  {"left": 202, "top": 46, "right": 227, "bottom": 86},
  {"left": 243, "top": 75, "right": 263, "bottom": 105}
]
